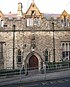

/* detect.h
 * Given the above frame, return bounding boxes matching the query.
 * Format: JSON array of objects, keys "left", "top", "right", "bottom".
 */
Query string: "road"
[{"left": 1, "top": 77, "right": 70, "bottom": 87}]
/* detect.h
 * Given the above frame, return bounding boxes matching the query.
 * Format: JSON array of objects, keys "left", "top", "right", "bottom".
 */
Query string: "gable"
[
  {"left": 59, "top": 10, "right": 69, "bottom": 19},
  {"left": 25, "top": 2, "right": 43, "bottom": 18},
  {"left": 0, "top": 11, "right": 4, "bottom": 18}
]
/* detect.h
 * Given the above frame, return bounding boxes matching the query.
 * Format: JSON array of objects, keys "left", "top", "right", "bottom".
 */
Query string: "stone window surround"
[{"left": 61, "top": 42, "right": 70, "bottom": 61}]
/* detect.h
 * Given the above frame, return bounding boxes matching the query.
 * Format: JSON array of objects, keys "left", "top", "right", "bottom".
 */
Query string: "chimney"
[{"left": 17, "top": 2, "right": 23, "bottom": 16}]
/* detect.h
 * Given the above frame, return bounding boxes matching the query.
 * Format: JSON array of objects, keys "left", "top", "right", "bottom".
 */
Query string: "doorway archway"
[{"left": 25, "top": 52, "right": 43, "bottom": 70}]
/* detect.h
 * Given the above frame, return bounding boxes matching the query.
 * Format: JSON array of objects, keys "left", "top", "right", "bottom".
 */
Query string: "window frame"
[
  {"left": 26, "top": 18, "right": 40, "bottom": 27},
  {"left": 61, "top": 42, "right": 70, "bottom": 61},
  {"left": 17, "top": 49, "right": 22, "bottom": 64},
  {"left": 44, "top": 49, "right": 48, "bottom": 62}
]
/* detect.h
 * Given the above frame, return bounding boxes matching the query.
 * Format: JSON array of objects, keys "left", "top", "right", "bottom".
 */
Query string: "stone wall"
[{"left": 0, "top": 16, "right": 70, "bottom": 69}]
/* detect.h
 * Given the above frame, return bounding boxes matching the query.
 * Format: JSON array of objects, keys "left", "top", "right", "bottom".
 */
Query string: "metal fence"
[
  {"left": 0, "top": 63, "right": 70, "bottom": 86},
  {"left": 0, "top": 62, "right": 69, "bottom": 77}
]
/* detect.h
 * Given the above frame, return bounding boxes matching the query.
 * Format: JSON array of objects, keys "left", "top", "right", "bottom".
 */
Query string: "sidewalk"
[{"left": 0, "top": 69, "right": 70, "bottom": 86}]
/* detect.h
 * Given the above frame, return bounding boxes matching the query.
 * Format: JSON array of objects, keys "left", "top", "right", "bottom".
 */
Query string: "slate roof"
[
  {"left": 43, "top": 13, "right": 60, "bottom": 19},
  {"left": 4, "top": 13, "right": 60, "bottom": 19}
]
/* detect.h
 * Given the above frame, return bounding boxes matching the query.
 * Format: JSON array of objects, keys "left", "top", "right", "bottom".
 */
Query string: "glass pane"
[
  {"left": 66, "top": 43, "right": 68, "bottom": 51},
  {"left": 69, "top": 43, "right": 70, "bottom": 51},
  {"left": 30, "top": 18, "right": 33, "bottom": 26},
  {"left": 34, "top": 18, "right": 40, "bottom": 26},
  {"left": 66, "top": 51, "right": 68, "bottom": 56},
  {"left": 45, "top": 56, "right": 48, "bottom": 61},
  {"left": 62, "top": 51, "right": 65, "bottom": 57},
  {"left": 17, "top": 56, "right": 21, "bottom": 62},
  {"left": 0, "top": 43, "right": 3, "bottom": 59},
  {"left": 34, "top": 18, "right": 38, "bottom": 25},
  {"left": 0, "top": 21, "right": 2, "bottom": 27},
  {"left": 69, "top": 51, "right": 70, "bottom": 60},
  {"left": 45, "top": 49, "right": 48, "bottom": 61},
  {"left": 61, "top": 19, "right": 63, "bottom": 23},
  {"left": 27, "top": 19, "right": 30, "bottom": 26},
  {"left": 62, "top": 43, "right": 64, "bottom": 51},
  {"left": 64, "top": 16, "right": 66, "bottom": 26},
  {"left": 1, "top": 21, "right": 4, "bottom": 27}
]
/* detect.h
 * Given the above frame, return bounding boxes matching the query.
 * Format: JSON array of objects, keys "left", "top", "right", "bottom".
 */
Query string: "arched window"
[
  {"left": 69, "top": 43, "right": 70, "bottom": 51},
  {"left": 66, "top": 43, "right": 68, "bottom": 51},
  {"left": 64, "top": 16, "right": 66, "bottom": 26},
  {"left": 61, "top": 16, "right": 69, "bottom": 27},
  {"left": 45, "top": 49, "right": 48, "bottom": 62},
  {"left": 62, "top": 43, "right": 64, "bottom": 51},
  {"left": 17, "top": 49, "right": 22, "bottom": 63},
  {"left": 61, "top": 42, "right": 70, "bottom": 61}
]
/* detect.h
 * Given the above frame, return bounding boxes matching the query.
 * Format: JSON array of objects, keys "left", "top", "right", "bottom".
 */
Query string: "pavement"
[{"left": 0, "top": 68, "right": 70, "bottom": 86}]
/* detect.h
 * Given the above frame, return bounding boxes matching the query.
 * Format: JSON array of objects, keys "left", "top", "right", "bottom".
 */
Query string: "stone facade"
[{"left": 0, "top": 1, "right": 70, "bottom": 70}]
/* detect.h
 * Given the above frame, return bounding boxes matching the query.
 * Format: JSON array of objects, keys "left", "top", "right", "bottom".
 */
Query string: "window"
[
  {"left": 26, "top": 18, "right": 40, "bottom": 27},
  {"left": 4, "top": 24, "right": 7, "bottom": 27},
  {"left": 34, "top": 18, "right": 40, "bottom": 26},
  {"left": 0, "top": 19, "right": 4, "bottom": 27},
  {"left": 31, "top": 10, "right": 35, "bottom": 16},
  {"left": 64, "top": 16, "right": 66, "bottom": 26},
  {"left": 61, "top": 42, "right": 70, "bottom": 61},
  {"left": 17, "top": 49, "right": 22, "bottom": 63},
  {"left": 61, "top": 19, "right": 63, "bottom": 23},
  {"left": 0, "top": 43, "right": 4, "bottom": 60},
  {"left": 45, "top": 49, "right": 48, "bottom": 62},
  {"left": 61, "top": 16, "right": 69, "bottom": 27},
  {"left": 27, "top": 18, "right": 33, "bottom": 27}
]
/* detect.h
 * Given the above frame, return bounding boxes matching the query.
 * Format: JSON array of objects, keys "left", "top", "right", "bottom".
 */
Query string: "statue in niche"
[{"left": 30, "top": 34, "right": 36, "bottom": 51}]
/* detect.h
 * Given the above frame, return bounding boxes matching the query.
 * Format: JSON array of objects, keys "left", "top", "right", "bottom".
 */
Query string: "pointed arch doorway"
[
  {"left": 29, "top": 55, "right": 38, "bottom": 69},
  {"left": 25, "top": 52, "right": 43, "bottom": 70}
]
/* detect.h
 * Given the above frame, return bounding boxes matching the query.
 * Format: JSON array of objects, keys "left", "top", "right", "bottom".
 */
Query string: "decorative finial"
[{"left": 33, "top": 0, "right": 34, "bottom": 3}]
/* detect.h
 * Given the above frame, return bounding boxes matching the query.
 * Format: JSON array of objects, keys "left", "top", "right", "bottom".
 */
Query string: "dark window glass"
[
  {"left": 17, "top": 56, "right": 21, "bottom": 62},
  {"left": 0, "top": 43, "right": 3, "bottom": 59},
  {"left": 61, "top": 19, "right": 63, "bottom": 23},
  {"left": 66, "top": 51, "right": 68, "bottom": 56},
  {"left": 64, "top": 16, "right": 66, "bottom": 26},
  {"left": 4, "top": 25, "right": 7, "bottom": 27},
  {"left": 17, "top": 49, "right": 22, "bottom": 63},
  {"left": 62, "top": 51, "right": 65, "bottom": 58},
  {"left": 69, "top": 51, "right": 70, "bottom": 60},
  {"left": 45, "top": 49, "right": 48, "bottom": 62}
]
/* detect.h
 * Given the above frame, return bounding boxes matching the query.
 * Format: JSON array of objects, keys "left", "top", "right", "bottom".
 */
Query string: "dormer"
[
  {"left": 0, "top": 11, "right": 4, "bottom": 18},
  {"left": 0, "top": 11, "right": 4, "bottom": 27},
  {"left": 24, "top": 1, "right": 43, "bottom": 27},
  {"left": 59, "top": 10, "right": 70, "bottom": 27},
  {"left": 24, "top": 1, "right": 43, "bottom": 18},
  {"left": 60, "top": 10, "right": 69, "bottom": 18}
]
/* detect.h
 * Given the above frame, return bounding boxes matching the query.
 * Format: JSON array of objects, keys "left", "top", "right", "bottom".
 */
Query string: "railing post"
[
  {"left": 43, "top": 63, "right": 46, "bottom": 80},
  {"left": 12, "top": 25, "right": 15, "bottom": 69},
  {"left": 52, "top": 22, "right": 55, "bottom": 63}
]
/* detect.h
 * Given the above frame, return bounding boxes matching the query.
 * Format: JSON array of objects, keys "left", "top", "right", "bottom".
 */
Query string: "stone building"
[{"left": 0, "top": 1, "right": 70, "bottom": 70}]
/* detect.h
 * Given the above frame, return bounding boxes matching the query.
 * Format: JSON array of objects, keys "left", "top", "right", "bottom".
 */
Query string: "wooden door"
[{"left": 29, "top": 55, "right": 38, "bottom": 69}]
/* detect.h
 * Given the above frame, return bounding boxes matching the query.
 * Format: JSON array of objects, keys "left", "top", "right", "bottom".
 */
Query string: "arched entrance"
[
  {"left": 25, "top": 52, "right": 43, "bottom": 70},
  {"left": 29, "top": 55, "right": 38, "bottom": 69}
]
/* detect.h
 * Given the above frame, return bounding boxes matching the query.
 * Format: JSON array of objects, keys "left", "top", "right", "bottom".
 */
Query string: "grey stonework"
[
  {"left": 0, "top": 2, "right": 70, "bottom": 69},
  {"left": 0, "top": 24, "right": 70, "bottom": 69}
]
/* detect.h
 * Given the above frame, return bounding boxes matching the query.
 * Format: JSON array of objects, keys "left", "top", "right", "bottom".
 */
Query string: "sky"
[{"left": 0, "top": 0, "right": 70, "bottom": 14}]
